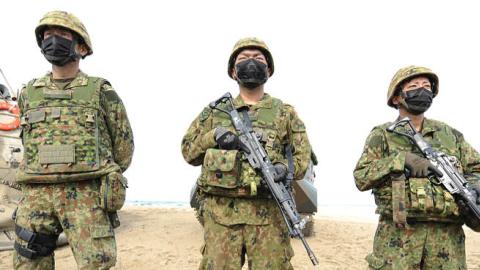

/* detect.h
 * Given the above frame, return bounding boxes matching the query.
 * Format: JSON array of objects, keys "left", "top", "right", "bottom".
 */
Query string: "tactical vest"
[
  {"left": 374, "top": 121, "right": 462, "bottom": 224},
  {"left": 17, "top": 77, "right": 115, "bottom": 183},
  {"left": 198, "top": 98, "right": 287, "bottom": 197}
]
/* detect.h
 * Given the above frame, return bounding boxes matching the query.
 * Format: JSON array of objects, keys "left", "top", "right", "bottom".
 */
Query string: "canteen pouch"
[
  {"left": 201, "top": 148, "right": 241, "bottom": 189},
  {"left": 100, "top": 171, "right": 128, "bottom": 212}
]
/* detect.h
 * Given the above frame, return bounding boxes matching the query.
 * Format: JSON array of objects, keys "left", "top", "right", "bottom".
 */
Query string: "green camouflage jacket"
[
  {"left": 17, "top": 72, "right": 134, "bottom": 183},
  {"left": 182, "top": 93, "right": 312, "bottom": 225},
  {"left": 354, "top": 118, "right": 480, "bottom": 222}
]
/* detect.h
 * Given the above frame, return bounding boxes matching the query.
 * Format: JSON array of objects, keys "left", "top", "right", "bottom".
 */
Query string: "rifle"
[
  {"left": 209, "top": 92, "right": 319, "bottom": 266},
  {"left": 387, "top": 117, "right": 480, "bottom": 221}
]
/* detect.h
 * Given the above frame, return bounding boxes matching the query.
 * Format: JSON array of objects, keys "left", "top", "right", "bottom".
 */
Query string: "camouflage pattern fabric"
[
  {"left": 354, "top": 118, "right": 480, "bottom": 268},
  {"left": 228, "top": 37, "right": 274, "bottom": 78},
  {"left": 182, "top": 93, "right": 311, "bottom": 268},
  {"left": 182, "top": 93, "right": 311, "bottom": 182},
  {"left": 35, "top": 10, "right": 93, "bottom": 56},
  {"left": 22, "top": 75, "right": 103, "bottom": 175},
  {"left": 17, "top": 72, "right": 134, "bottom": 183},
  {"left": 387, "top": 66, "right": 439, "bottom": 108},
  {"left": 13, "top": 180, "right": 116, "bottom": 270},
  {"left": 13, "top": 72, "right": 134, "bottom": 269},
  {"left": 366, "top": 218, "right": 466, "bottom": 270},
  {"left": 354, "top": 118, "right": 480, "bottom": 221},
  {"left": 199, "top": 196, "right": 294, "bottom": 270}
]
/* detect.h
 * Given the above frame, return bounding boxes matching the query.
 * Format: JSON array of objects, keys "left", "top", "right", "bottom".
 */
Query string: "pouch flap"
[
  {"left": 409, "top": 178, "right": 429, "bottom": 194},
  {"left": 51, "top": 108, "right": 61, "bottom": 119},
  {"left": 28, "top": 110, "right": 46, "bottom": 124},
  {"left": 204, "top": 149, "right": 238, "bottom": 172}
]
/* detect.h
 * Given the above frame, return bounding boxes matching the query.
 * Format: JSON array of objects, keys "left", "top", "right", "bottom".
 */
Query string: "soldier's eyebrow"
[{"left": 239, "top": 52, "right": 252, "bottom": 57}]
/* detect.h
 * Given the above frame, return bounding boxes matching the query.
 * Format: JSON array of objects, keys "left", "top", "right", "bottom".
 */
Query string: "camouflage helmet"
[
  {"left": 35, "top": 11, "right": 93, "bottom": 57},
  {"left": 228, "top": 37, "right": 274, "bottom": 78},
  {"left": 387, "top": 65, "right": 439, "bottom": 108}
]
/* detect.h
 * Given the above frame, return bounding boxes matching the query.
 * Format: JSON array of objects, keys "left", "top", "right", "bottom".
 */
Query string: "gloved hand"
[
  {"left": 214, "top": 127, "right": 243, "bottom": 150},
  {"left": 467, "top": 184, "right": 480, "bottom": 205},
  {"left": 404, "top": 152, "right": 442, "bottom": 178},
  {"left": 272, "top": 163, "right": 288, "bottom": 183},
  {"left": 457, "top": 191, "right": 480, "bottom": 231}
]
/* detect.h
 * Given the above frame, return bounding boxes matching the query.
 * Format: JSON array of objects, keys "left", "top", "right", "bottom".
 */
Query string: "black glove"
[
  {"left": 272, "top": 163, "right": 288, "bottom": 183},
  {"left": 404, "top": 152, "right": 442, "bottom": 178},
  {"left": 456, "top": 184, "right": 480, "bottom": 227},
  {"left": 468, "top": 184, "right": 480, "bottom": 205},
  {"left": 214, "top": 127, "right": 244, "bottom": 151},
  {"left": 458, "top": 198, "right": 480, "bottom": 231}
]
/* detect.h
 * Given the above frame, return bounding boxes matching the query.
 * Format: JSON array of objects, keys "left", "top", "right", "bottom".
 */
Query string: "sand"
[{"left": 1, "top": 207, "right": 479, "bottom": 270}]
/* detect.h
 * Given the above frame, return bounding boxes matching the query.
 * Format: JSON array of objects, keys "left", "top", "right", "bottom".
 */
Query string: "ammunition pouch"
[
  {"left": 386, "top": 176, "right": 462, "bottom": 226},
  {"left": 14, "top": 225, "right": 58, "bottom": 259},
  {"left": 100, "top": 171, "right": 128, "bottom": 212},
  {"left": 199, "top": 148, "right": 264, "bottom": 197},
  {"left": 407, "top": 178, "right": 459, "bottom": 218}
]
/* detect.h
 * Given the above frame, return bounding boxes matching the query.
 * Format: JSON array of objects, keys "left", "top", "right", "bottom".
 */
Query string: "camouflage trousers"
[
  {"left": 13, "top": 180, "right": 116, "bottom": 270},
  {"left": 199, "top": 208, "right": 294, "bottom": 270},
  {"left": 366, "top": 218, "right": 466, "bottom": 270}
]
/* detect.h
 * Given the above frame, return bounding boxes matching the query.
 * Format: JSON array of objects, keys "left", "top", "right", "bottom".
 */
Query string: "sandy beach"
[{"left": 1, "top": 206, "right": 479, "bottom": 270}]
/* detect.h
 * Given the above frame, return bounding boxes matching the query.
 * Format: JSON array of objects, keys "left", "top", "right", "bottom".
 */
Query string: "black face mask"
[
  {"left": 401, "top": 87, "right": 433, "bottom": 115},
  {"left": 235, "top": 59, "right": 268, "bottom": 89},
  {"left": 41, "top": 35, "right": 79, "bottom": 66}
]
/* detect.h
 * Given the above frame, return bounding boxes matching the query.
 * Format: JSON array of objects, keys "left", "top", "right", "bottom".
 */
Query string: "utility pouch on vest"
[
  {"left": 407, "top": 178, "right": 459, "bottom": 218},
  {"left": 100, "top": 171, "right": 128, "bottom": 212},
  {"left": 201, "top": 148, "right": 241, "bottom": 189},
  {"left": 409, "top": 178, "right": 434, "bottom": 212}
]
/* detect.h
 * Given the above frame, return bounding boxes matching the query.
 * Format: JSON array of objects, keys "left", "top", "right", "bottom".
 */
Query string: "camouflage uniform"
[
  {"left": 182, "top": 91, "right": 312, "bottom": 270},
  {"left": 353, "top": 66, "right": 480, "bottom": 270},
  {"left": 13, "top": 11, "right": 134, "bottom": 270}
]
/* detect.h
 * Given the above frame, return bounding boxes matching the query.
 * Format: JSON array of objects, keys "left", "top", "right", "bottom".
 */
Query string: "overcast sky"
[{"left": 2, "top": 1, "right": 480, "bottom": 212}]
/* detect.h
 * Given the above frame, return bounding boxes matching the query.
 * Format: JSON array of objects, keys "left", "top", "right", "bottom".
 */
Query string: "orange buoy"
[{"left": 0, "top": 101, "right": 20, "bottom": 131}]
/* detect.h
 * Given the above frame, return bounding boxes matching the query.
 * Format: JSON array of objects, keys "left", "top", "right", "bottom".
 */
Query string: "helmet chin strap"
[{"left": 398, "top": 95, "right": 410, "bottom": 111}]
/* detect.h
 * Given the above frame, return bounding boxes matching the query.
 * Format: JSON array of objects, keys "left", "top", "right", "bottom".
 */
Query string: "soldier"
[
  {"left": 181, "top": 37, "right": 312, "bottom": 269},
  {"left": 13, "top": 11, "right": 134, "bottom": 269},
  {"left": 354, "top": 65, "right": 480, "bottom": 269}
]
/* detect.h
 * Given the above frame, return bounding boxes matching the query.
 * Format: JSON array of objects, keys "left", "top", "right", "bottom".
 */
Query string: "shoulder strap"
[{"left": 81, "top": 76, "right": 106, "bottom": 107}]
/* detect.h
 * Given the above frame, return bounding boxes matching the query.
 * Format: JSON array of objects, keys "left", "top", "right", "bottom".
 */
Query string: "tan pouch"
[
  {"left": 365, "top": 253, "right": 385, "bottom": 269},
  {"left": 408, "top": 178, "right": 434, "bottom": 212}
]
